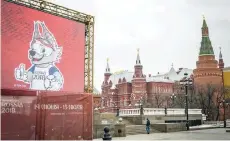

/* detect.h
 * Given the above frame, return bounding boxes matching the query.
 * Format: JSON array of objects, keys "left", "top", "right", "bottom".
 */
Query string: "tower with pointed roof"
[
  {"left": 193, "top": 16, "right": 222, "bottom": 86},
  {"left": 103, "top": 58, "right": 112, "bottom": 84},
  {"left": 133, "top": 48, "right": 144, "bottom": 78},
  {"left": 131, "top": 48, "right": 147, "bottom": 105},
  {"left": 218, "top": 47, "right": 225, "bottom": 69}
]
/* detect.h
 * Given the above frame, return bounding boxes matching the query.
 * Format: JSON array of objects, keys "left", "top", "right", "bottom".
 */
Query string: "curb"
[{"left": 190, "top": 126, "right": 220, "bottom": 131}]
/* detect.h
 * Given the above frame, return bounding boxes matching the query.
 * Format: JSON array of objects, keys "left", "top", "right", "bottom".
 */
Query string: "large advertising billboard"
[
  {"left": 1, "top": 0, "right": 85, "bottom": 93},
  {"left": 1, "top": 90, "right": 93, "bottom": 140}
]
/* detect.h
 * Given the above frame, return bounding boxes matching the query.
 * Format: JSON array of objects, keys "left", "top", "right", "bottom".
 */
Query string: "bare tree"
[
  {"left": 151, "top": 93, "right": 164, "bottom": 108},
  {"left": 192, "top": 84, "right": 222, "bottom": 121},
  {"left": 224, "top": 87, "right": 230, "bottom": 99},
  {"left": 141, "top": 95, "right": 151, "bottom": 108},
  {"left": 174, "top": 94, "right": 185, "bottom": 108},
  {"left": 165, "top": 96, "right": 173, "bottom": 108}
]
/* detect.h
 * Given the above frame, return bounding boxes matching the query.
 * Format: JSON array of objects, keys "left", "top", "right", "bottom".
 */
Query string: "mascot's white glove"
[
  {"left": 44, "top": 75, "right": 61, "bottom": 91},
  {"left": 15, "top": 64, "right": 28, "bottom": 81}
]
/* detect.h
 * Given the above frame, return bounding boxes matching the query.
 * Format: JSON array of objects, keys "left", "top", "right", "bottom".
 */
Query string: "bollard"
[{"left": 102, "top": 127, "right": 112, "bottom": 141}]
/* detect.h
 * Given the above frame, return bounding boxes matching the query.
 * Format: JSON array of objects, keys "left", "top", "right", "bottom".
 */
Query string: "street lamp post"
[
  {"left": 221, "top": 68, "right": 226, "bottom": 128},
  {"left": 140, "top": 103, "right": 143, "bottom": 115},
  {"left": 180, "top": 72, "right": 192, "bottom": 131},
  {"left": 185, "top": 78, "right": 189, "bottom": 131},
  {"left": 135, "top": 98, "right": 143, "bottom": 115},
  {"left": 171, "top": 93, "right": 176, "bottom": 107},
  {"left": 223, "top": 99, "right": 226, "bottom": 128}
]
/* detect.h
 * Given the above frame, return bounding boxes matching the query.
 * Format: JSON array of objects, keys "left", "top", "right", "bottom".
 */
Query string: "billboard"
[
  {"left": 1, "top": 89, "right": 93, "bottom": 140},
  {"left": 1, "top": 0, "right": 85, "bottom": 92}
]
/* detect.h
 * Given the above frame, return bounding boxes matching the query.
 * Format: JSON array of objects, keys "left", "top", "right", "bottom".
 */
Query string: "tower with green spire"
[
  {"left": 199, "top": 15, "right": 215, "bottom": 55},
  {"left": 193, "top": 15, "right": 222, "bottom": 86}
]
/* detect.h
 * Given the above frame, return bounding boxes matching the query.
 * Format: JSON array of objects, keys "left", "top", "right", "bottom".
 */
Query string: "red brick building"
[
  {"left": 99, "top": 16, "right": 227, "bottom": 115},
  {"left": 100, "top": 51, "right": 193, "bottom": 112},
  {"left": 93, "top": 88, "right": 101, "bottom": 109}
]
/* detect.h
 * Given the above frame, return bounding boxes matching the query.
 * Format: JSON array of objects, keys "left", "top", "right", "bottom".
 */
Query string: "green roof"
[
  {"left": 199, "top": 36, "right": 214, "bottom": 55},
  {"left": 199, "top": 18, "right": 214, "bottom": 56},
  {"left": 202, "top": 19, "right": 207, "bottom": 28}
]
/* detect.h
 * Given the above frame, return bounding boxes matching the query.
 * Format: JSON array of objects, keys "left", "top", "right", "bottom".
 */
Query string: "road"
[{"left": 94, "top": 128, "right": 230, "bottom": 140}]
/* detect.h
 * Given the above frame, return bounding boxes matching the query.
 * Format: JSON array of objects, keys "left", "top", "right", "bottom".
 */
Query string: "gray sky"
[{"left": 53, "top": 0, "right": 230, "bottom": 91}]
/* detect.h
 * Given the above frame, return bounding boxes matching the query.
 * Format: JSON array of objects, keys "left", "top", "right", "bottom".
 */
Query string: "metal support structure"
[
  {"left": 84, "top": 15, "right": 94, "bottom": 93},
  {"left": 6, "top": 0, "right": 94, "bottom": 93}
]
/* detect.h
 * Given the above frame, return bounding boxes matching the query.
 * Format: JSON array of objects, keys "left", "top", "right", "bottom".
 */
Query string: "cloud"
[{"left": 53, "top": 0, "right": 230, "bottom": 92}]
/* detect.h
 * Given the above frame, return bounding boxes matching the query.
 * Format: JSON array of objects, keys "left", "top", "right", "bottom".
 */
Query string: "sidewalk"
[
  {"left": 190, "top": 124, "right": 221, "bottom": 130},
  {"left": 93, "top": 128, "right": 230, "bottom": 140}
]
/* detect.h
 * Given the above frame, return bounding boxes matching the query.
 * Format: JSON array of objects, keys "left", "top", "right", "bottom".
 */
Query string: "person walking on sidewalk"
[{"left": 146, "top": 118, "right": 151, "bottom": 134}]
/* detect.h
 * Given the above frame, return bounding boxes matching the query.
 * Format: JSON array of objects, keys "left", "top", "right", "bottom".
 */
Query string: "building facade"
[
  {"left": 99, "top": 16, "right": 228, "bottom": 118},
  {"left": 100, "top": 51, "right": 193, "bottom": 112},
  {"left": 93, "top": 87, "right": 101, "bottom": 109}
]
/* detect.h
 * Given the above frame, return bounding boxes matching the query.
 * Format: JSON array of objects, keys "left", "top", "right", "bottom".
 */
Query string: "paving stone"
[{"left": 94, "top": 128, "right": 230, "bottom": 140}]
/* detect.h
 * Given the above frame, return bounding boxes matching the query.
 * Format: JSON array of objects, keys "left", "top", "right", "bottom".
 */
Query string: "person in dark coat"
[{"left": 146, "top": 118, "right": 150, "bottom": 134}]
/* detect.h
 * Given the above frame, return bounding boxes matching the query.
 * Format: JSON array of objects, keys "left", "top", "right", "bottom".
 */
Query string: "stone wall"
[
  {"left": 93, "top": 110, "right": 126, "bottom": 139},
  {"left": 121, "top": 114, "right": 202, "bottom": 126},
  {"left": 122, "top": 116, "right": 144, "bottom": 125},
  {"left": 151, "top": 123, "right": 187, "bottom": 132},
  {"left": 141, "top": 114, "right": 202, "bottom": 125},
  {"left": 100, "top": 113, "right": 117, "bottom": 123}
]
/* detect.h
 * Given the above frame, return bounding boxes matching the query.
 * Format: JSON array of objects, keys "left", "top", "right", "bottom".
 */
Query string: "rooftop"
[
  {"left": 108, "top": 70, "right": 134, "bottom": 88},
  {"left": 152, "top": 67, "right": 193, "bottom": 81}
]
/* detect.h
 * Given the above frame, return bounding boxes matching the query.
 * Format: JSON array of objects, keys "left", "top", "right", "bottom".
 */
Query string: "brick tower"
[
  {"left": 101, "top": 58, "right": 112, "bottom": 108},
  {"left": 131, "top": 49, "right": 147, "bottom": 105},
  {"left": 193, "top": 16, "right": 222, "bottom": 86},
  {"left": 218, "top": 47, "right": 225, "bottom": 69},
  {"left": 103, "top": 58, "right": 112, "bottom": 84}
]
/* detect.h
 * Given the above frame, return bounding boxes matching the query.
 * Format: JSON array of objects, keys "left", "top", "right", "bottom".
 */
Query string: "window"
[
  {"left": 120, "top": 100, "right": 123, "bottom": 106},
  {"left": 124, "top": 99, "right": 127, "bottom": 106},
  {"left": 110, "top": 99, "right": 113, "bottom": 107}
]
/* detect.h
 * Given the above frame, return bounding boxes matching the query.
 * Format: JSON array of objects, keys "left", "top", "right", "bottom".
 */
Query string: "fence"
[{"left": 119, "top": 108, "right": 202, "bottom": 116}]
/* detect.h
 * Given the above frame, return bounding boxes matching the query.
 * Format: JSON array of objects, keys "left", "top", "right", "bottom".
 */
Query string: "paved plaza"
[{"left": 94, "top": 128, "right": 230, "bottom": 140}]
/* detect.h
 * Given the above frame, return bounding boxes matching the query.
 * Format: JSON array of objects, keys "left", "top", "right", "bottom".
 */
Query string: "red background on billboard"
[
  {"left": 1, "top": 1, "right": 85, "bottom": 93},
  {"left": 1, "top": 89, "right": 93, "bottom": 140}
]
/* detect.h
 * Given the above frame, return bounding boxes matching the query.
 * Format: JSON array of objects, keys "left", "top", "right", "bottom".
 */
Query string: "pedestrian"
[{"left": 146, "top": 118, "right": 150, "bottom": 134}]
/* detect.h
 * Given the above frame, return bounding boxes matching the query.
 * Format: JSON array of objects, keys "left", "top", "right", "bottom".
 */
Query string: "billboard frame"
[{"left": 4, "top": 0, "right": 94, "bottom": 93}]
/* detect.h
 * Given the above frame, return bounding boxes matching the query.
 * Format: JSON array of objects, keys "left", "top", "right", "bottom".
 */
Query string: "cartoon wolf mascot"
[{"left": 15, "top": 21, "right": 64, "bottom": 91}]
